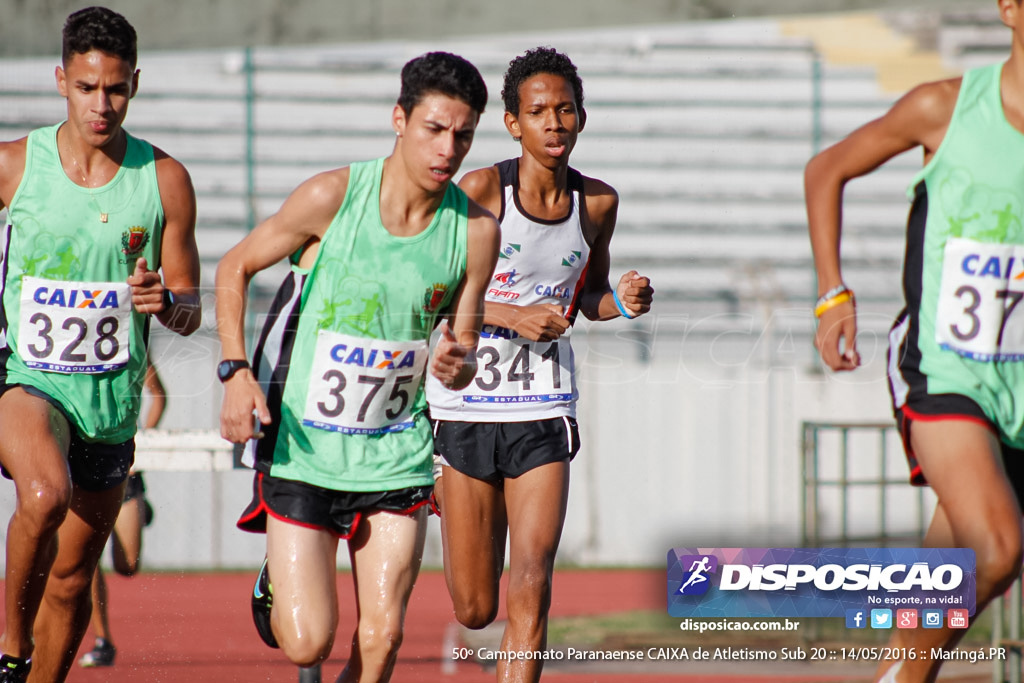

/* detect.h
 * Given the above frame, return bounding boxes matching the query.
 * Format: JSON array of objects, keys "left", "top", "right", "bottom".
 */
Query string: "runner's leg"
[
  {"left": 87, "top": 566, "right": 111, "bottom": 642},
  {"left": 85, "top": 494, "right": 143, "bottom": 649},
  {"left": 337, "top": 507, "right": 427, "bottom": 683},
  {"left": 111, "top": 495, "right": 145, "bottom": 576},
  {"left": 875, "top": 420, "right": 1022, "bottom": 682},
  {"left": 499, "top": 460, "right": 570, "bottom": 683},
  {"left": 266, "top": 515, "right": 341, "bottom": 668},
  {"left": 31, "top": 482, "right": 126, "bottom": 681},
  {"left": 439, "top": 465, "right": 507, "bottom": 629},
  {"left": 0, "top": 388, "right": 73, "bottom": 661}
]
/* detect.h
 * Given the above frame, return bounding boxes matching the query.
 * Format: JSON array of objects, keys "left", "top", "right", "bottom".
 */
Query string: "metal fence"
[{"left": 802, "top": 421, "right": 1024, "bottom": 682}]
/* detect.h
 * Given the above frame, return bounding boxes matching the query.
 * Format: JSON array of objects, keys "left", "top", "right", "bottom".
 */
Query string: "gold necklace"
[{"left": 65, "top": 143, "right": 110, "bottom": 223}]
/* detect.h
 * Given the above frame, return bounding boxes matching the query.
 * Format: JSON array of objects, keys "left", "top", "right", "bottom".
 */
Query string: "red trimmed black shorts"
[
  {"left": 432, "top": 416, "right": 580, "bottom": 482},
  {"left": 895, "top": 395, "right": 1024, "bottom": 504},
  {"left": 237, "top": 471, "right": 432, "bottom": 539}
]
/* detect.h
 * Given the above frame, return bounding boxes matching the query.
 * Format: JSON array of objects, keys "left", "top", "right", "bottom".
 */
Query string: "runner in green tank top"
[
  {"left": 806, "top": 1, "right": 1024, "bottom": 680},
  {"left": 0, "top": 8, "right": 200, "bottom": 683},
  {"left": 216, "top": 52, "right": 499, "bottom": 681}
]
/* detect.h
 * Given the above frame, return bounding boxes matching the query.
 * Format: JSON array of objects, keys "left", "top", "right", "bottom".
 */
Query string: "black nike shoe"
[
  {"left": 78, "top": 637, "right": 116, "bottom": 667},
  {"left": 252, "top": 557, "right": 279, "bottom": 648},
  {"left": 0, "top": 654, "right": 31, "bottom": 683}
]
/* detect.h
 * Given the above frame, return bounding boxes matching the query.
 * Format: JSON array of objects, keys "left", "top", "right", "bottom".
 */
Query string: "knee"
[
  {"left": 976, "top": 526, "right": 1023, "bottom": 596},
  {"left": 507, "top": 563, "right": 554, "bottom": 617},
  {"left": 278, "top": 630, "right": 334, "bottom": 668},
  {"left": 15, "top": 479, "right": 72, "bottom": 532},
  {"left": 451, "top": 584, "right": 498, "bottom": 629},
  {"left": 357, "top": 618, "right": 405, "bottom": 664},
  {"left": 453, "top": 597, "right": 498, "bottom": 631},
  {"left": 46, "top": 564, "right": 95, "bottom": 606}
]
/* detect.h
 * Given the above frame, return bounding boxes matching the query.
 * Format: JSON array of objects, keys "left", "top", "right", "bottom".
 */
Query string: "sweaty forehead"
[
  {"left": 520, "top": 73, "right": 575, "bottom": 99},
  {"left": 64, "top": 49, "right": 133, "bottom": 77},
  {"left": 411, "top": 93, "right": 478, "bottom": 126}
]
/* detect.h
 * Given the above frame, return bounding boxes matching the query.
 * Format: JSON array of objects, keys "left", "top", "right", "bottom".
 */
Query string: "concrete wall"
[{"left": 0, "top": 0, "right": 995, "bottom": 57}]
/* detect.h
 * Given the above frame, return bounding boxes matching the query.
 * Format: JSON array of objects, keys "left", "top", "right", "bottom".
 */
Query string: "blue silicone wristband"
[{"left": 613, "top": 289, "right": 637, "bottom": 319}]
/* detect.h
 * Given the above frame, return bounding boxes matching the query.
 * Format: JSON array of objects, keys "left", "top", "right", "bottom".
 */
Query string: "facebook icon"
[{"left": 846, "top": 609, "right": 866, "bottom": 629}]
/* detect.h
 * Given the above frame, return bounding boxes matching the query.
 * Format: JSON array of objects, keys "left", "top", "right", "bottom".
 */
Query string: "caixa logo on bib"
[{"left": 667, "top": 548, "right": 976, "bottom": 618}]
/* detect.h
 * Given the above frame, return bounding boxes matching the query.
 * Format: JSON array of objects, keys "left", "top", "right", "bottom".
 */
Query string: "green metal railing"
[{"left": 802, "top": 421, "right": 1023, "bottom": 682}]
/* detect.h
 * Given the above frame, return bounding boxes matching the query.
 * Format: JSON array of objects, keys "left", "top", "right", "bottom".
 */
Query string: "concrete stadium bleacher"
[{"left": 0, "top": 7, "right": 999, "bottom": 336}]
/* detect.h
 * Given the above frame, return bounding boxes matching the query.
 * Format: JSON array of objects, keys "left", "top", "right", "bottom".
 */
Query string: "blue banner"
[{"left": 667, "top": 547, "right": 976, "bottom": 618}]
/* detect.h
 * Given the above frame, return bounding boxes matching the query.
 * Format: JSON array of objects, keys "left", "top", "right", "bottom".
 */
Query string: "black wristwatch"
[
  {"left": 161, "top": 287, "right": 176, "bottom": 312},
  {"left": 217, "top": 359, "right": 250, "bottom": 383}
]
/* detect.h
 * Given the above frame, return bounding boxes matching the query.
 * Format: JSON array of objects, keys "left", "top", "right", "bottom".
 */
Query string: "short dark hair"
[
  {"left": 502, "top": 47, "right": 584, "bottom": 117},
  {"left": 397, "top": 52, "right": 488, "bottom": 117},
  {"left": 62, "top": 6, "right": 137, "bottom": 69}
]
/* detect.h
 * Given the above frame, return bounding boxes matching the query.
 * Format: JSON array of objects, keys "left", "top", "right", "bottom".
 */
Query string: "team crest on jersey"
[
  {"left": 423, "top": 283, "right": 449, "bottom": 313},
  {"left": 121, "top": 226, "right": 149, "bottom": 258},
  {"left": 499, "top": 243, "right": 521, "bottom": 259},
  {"left": 561, "top": 250, "right": 582, "bottom": 267}
]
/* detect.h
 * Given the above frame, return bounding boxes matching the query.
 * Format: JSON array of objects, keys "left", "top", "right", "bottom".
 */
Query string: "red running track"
[{"left": 0, "top": 569, "right": 994, "bottom": 682}]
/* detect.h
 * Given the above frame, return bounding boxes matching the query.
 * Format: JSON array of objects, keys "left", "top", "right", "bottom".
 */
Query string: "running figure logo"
[
  {"left": 493, "top": 269, "right": 519, "bottom": 289},
  {"left": 677, "top": 554, "right": 718, "bottom": 596}
]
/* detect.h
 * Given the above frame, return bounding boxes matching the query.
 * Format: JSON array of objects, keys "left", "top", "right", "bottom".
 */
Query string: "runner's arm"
[
  {"left": 216, "top": 168, "right": 349, "bottom": 442},
  {"left": 0, "top": 138, "right": 27, "bottom": 211},
  {"left": 577, "top": 180, "right": 653, "bottom": 321},
  {"left": 806, "top": 79, "right": 957, "bottom": 371},
  {"left": 134, "top": 149, "right": 201, "bottom": 335},
  {"left": 430, "top": 203, "right": 500, "bottom": 390}
]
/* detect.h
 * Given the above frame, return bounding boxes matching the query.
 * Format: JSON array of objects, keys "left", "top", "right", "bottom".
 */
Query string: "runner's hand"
[
  {"left": 431, "top": 322, "right": 476, "bottom": 390},
  {"left": 615, "top": 270, "right": 653, "bottom": 318},
  {"left": 815, "top": 301, "right": 860, "bottom": 371},
  {"left": 511, "top": 303, "right": 569, "bottom": 341},
  {"left": 220, "top": 369, "right": 271, "bottom": 443},
  {"left": 128, "top": 257, "right": 166, "bottom": 314}
]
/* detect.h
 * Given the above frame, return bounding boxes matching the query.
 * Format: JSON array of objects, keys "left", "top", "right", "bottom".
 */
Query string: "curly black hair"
[
  {"left": 62, "top": 6, "right": 137, "bottom": 68},
  {"left": 501, "top": 47, "right": 584, "bottom": 117},
  {"left": 397, "top": 52, "right": 488, "bottom": 117}
]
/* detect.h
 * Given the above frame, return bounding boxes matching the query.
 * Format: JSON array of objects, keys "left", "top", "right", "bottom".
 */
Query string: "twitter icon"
[{"left": 871, "top": 609, "right": 893, "bottom": 629}]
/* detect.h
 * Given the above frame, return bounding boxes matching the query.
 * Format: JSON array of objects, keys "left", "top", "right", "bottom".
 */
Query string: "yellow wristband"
[{"left": 814, "top": 291, "right": 854, "bottom": 318}]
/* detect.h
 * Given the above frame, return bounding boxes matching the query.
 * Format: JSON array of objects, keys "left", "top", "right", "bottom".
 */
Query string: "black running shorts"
[
  {"left": 0, "top": 383, "right": 133, "bottom": 492},
  {"left": 432, "top": 416, "right": 580, "bottom": 482},
  {"left": 236, "top": 471, "right": 432, "bottom": 539}
]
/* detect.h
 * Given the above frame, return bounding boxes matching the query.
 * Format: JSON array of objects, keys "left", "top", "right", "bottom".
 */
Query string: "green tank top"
[
  {"left": 2, "top": 123, "right": 164, "bottom": 443},
  {"left": 270, "top": 157, "right": 468, "bottom": 491},
  {"left": 906, "top": 63, "right": 1024, "bottom": 445}
]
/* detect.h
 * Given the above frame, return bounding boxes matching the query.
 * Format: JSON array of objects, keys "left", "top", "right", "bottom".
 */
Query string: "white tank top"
[{"left": 427, "top": 158, "right": 592, "bottom": 422}]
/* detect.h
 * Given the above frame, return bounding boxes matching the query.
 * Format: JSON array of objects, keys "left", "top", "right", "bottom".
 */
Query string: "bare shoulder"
[
  {"left": 458, "top": 166, "right": 502, "bottom": 215},
  {"left": 465, "top": 196, "right": 500, "bottom": 277},
  {"left": 294, "top": 166, "right": 351, "bottom": 214},
  {"left": 267, "top": 166, "right": 352, "bottom": 243},
  {"left": 869, "top": 76, "right": 960, "bottom": 154},
  {"left": 887, "top": 77, "right": 961, "bottom": 135},
  {"left": 901, "top": 77, "right": 960, "bottom": 118},
  {"left": 0, "top": 137, "right": 28, "bottom": 168},
  {"left": 152, "top": 145, "right": 194, "bottom": 192},
  {"left": 466, "top": 197, "right": 500, "bottom": 239},
  {"left": 579, "top": 172, "right": 619, "bottom": 238},
  {"left": 0, "top": 137, "right": 28, "bottom": 205}
]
